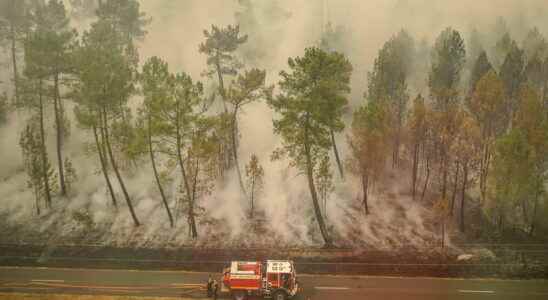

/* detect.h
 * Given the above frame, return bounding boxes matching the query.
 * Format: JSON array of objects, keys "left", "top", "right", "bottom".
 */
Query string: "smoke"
[{"left": 0, "top": 0, "right": 547, "bottom": 248}]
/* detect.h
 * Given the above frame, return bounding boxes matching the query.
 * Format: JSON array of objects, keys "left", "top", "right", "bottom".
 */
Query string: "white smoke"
[{"left": 0, "top": 0, "right": 546, "bottom": 248}]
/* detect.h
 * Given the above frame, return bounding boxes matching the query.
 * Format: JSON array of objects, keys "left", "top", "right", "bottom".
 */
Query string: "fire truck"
[{"left": 220, "top": 260, "right": 299, "bottom": 300}]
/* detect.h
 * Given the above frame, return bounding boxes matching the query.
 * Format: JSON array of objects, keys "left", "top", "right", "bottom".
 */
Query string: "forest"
[{"left": 0, "top": 0, "right": 547, "bottom": 248}]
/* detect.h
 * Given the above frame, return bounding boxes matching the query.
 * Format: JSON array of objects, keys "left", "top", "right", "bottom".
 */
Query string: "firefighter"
[
  {"left": 212, "top": 279, "right": 219, "bottom": 300},
  {"left": 206, "top": 275, "right": 213, "bottom": 297}
]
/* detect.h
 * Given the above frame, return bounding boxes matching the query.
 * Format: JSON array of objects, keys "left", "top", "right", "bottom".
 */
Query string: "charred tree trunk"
[
  {"left": 53, "top": 74, "right": 66, "bottom": 196},
  {"left": 450, "top": 161, "right": 460, "bottom": 216},
  {"left": 148, "top": 114, "right": 174, "bottom": 228},
  {"left": 175, "top": 107, "right": 197, "bottom": 238},
  {"left": 421, "top": 156, "right": 431, "bottom": 202},
  {"left": 92, "top": 123, "right": 117, "bottom": 208},
  {"left": 38, "top": 80, "right": 52, "bottom": 209},
  {"left": 460, "top": 164, "right": 468, "bottom": 232},
  {"left": 330, "top": 129, "right": 344, "bottom": 180},
  {"left": 102, "top": 109, "right": 140, "bottom": 226},
  {"left": 304, "top": 120, "right": 332, "bottom": 247},
  {"left": 361, "top": 173, "right": 369, "bottom": 215}
]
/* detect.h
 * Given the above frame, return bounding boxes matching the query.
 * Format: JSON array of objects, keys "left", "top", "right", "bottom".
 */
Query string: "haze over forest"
[{"left": 0, "top": 0, "right": 547, "bottom": 248}]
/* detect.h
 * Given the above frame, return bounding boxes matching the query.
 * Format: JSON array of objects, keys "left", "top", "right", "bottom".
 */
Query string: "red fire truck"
[{"left": 220, "top": 260, "right": 299, "bottom": 300}]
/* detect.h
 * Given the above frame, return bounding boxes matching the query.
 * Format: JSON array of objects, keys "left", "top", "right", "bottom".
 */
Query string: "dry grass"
[{"left": 0, "top": 293, "right": 196, "bottom": 300}]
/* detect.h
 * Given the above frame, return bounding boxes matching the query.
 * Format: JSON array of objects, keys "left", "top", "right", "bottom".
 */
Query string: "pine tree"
[{"left": 269, "top": 47, "right": 352, "bottom": 247}]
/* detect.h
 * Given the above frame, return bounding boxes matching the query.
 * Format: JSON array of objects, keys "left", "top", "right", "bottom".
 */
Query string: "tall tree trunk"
[
  {"left": 214, "top": 55, "right": 234, "bottom": 174},
  {"left": 480, "top": 143, "right": 490, "bottom": 204},
  {"left": 250, "top": 176, "right": 255, "bottom": 218},
  {"left": 175, "top": 109, "right": 197, "bottom": 238},
  {"left": 441, "top": 220, "right": 445, "bottom": 249},
  {"left": 450, "top": 161, "right": 460, "bottom": 216},
  {"left": 441, "top": 154, "right": 448, "bottom": 200},
  {"left": 361, "top": 173, "right": 369, "bottom": 215},
  {"left": 460, "top": 164, "right": 468, "bottom": 232},
  {"left": 483, "top": 149, "right": 492, "bottom": 203},
  {"left": 148, "top": 114, "right": 174, "bottom": 228},
  {"left": 231, "top": 111, "right": 247, "bottom": 196},
  {"left": 102, "top": 109, "right": 140, "bottom": 226},
  {"left": 421, "top": 157, "right": 431, "bottom": 202},
  {"left": 190, "top": 157, "right": 199, "bottom": 235},
  {"left": 411, "top": 142, "right": 420, "bottom": 200},
  {"left": 330, "top": 129, "right": 344, "bottom": 179},
  {"left": 304, "top": 121, "right": 332, "bottom": 247},
  {"left": 38, "top": 80, "right": 52, "bottom": 208},
  {"left": 214, "top": 56, "right": 228, "bottom": 113},
  {"left": 34, "top": 185, "right": 41, "bottom": 216},
  {"left": 529, "top": 189, "right": 539, "bottom": 236},
  {"left": 53, "top": 74, "right": 66, "bottom": 196},
  {"left": 393, "top": 122, "right": 401, "bottom": 168},
  {"left": 10, "top": 23, "right": 19, "bottom": 105},
  {"left": 92, "top": 123, "right": 117, "bottom": 208}
]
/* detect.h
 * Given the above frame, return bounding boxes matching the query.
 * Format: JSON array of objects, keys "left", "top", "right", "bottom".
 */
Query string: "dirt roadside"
[{"left": 0, "top": 293, "right": 198, "bottom": 300}]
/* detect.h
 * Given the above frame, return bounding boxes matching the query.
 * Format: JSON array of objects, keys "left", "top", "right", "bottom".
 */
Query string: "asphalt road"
[{"left": 1, "top": 267, "right": 548, "bottom": 300}]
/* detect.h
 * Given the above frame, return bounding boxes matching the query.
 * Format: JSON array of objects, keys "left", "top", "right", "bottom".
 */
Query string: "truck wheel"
[
  {"left": 233, "top": 291, "right": 246, "bottom": 300},
  {"left": 272, "top": 291, "right": 287, "bottom": 300}
]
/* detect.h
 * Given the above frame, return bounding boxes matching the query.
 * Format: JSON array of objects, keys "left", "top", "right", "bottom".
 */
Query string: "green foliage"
[
  {"left": 522, "top": 27, "right": 547, "bottom": 61},
  {"left": 24, "top": 0, "right": 75, "bottom": 78},
  {"left": 199, "top": 24, "right": 248, "bottom": 78},
  {"left": 19, "top": 118, "right": 57, "bottom": 212},
  {"left": 429, "top": 27, "right": 466, "bottom": 109},
  {"left": 270, "top": 47, "right": 351, "bottom": 246},
  {"left": 489, "top": 85, "right": 547, "bottom": 233},
  {"left": 245, "top": 153, "right": 264, "bottom": 216},
  {"left": 524, "top": 54, "right": 544, "bottom": 91},
  {"left": 227, "top": 68, "right": 269, "bottom": 110},
  {"left": 367, "top": 29, "right": 414, "bottom": 107},
  {"left": 467, "top": 70, "right": 507, "bottom": 138},
  {"left": 499, "top": 40, "right": 525, "bottom": 102},
  {"left": 407, "top": 94, "right": 428, "bottom": 146},
  {"left": 469, "top": 51, "right": 492, "bottom": 93},
  {"left": 270, "top": 47, "right": 352, "bottom": 169},
  {"left": 75, "top": 19, "right": 134, "bottom": 126},
  {"left": 96, "top": 0, "right": 149, "bottom": 42},
  {"left": 347, "top": 101, "right": 390, "bottom": 180},
  {"left": 315, "top": 155, "right": 333, "bottom": 218},
  {"left": 0, "top": 0, "right": 33, "bottom": 42}
]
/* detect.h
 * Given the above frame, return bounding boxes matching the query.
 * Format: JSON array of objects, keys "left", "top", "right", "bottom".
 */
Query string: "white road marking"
[
  {"left": 315, "top": 286, "right": 351, "bottom": 290},
  {"left": 31, "top": 279, "right": 65, "bottom": 283},
  {"left": 458, "top": 290, "right": 495, "bottom": 294}
]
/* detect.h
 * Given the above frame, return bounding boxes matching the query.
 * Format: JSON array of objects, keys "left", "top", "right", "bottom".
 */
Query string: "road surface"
[{"left": 1, "top": 266, "right": 547, "bottom": 299}]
